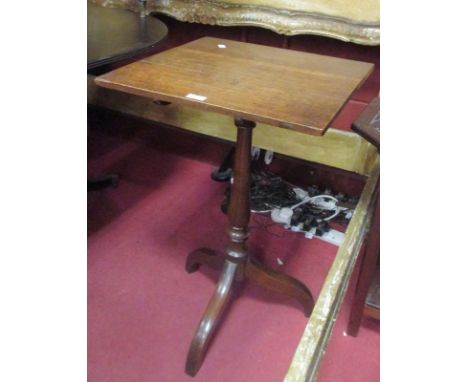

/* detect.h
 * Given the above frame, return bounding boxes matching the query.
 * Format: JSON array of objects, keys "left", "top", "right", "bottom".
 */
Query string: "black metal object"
[
  {"left": 211, "top": 147, "right": 235, "bottom": 182},
  {"left": 87, "top": 174, "right": 120, "bottom": 192}
]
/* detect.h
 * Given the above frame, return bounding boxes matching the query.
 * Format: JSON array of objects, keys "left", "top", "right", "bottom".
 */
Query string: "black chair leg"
[
  {"left": 211, "top": 147, "right": 235, "bottom": 182},
  {"left": 87, "top": 174, "right": 120, "bottom": 192}
]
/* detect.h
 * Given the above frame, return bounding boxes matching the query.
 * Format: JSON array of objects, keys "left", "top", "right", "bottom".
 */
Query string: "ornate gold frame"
[{"left": 92, "top": 0, "right": 379, "bottom": 45}]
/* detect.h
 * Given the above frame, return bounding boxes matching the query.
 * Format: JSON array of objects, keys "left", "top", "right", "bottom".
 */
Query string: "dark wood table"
[
  {"left": 87, "top": 1, "right": 167, "bottom": 191},
  {"left": 87, "top": 1, "right": 168, "bottom": 71},
  {"left": 95, "top": 37, "right": 374, "bottom": 376}
]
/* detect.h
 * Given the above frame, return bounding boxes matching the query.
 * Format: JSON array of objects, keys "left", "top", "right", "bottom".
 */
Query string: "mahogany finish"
[
  {"left": 95, "top": 38, "right": 374, "bottom": 376},
  {"left": 95, "top": 37, "right": 374, "bottom": 135},
  {"left": 186, "top": 248, "right": 224, "bottom": 273},
  {"left": 184, "top": 120, "right": 313, "bottom": 376},
  {"left": 155, "top": 14, "right": 380, "bottom": 105},
  {"left": 244, "top": 257, "right": 314, "bottom": 316}
]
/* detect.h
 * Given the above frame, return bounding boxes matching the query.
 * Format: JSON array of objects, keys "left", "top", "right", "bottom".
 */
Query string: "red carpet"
[{"left": 88, "top": 119, "right": 379, "bottom": 382}]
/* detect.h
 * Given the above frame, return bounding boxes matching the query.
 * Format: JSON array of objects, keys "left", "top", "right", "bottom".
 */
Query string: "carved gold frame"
[{"left": 92, "top": 0, "right": 380, "bottom": 45}]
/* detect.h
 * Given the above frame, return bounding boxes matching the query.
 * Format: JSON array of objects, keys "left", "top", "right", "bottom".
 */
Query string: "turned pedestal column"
[{"left": 185, "top": 118, "right": 314, "bottom": 376}]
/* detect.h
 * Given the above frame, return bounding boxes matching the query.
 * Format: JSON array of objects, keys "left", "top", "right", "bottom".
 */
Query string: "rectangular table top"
[{"left": 95, "top": 37, "right": 374, "bottom": 136}]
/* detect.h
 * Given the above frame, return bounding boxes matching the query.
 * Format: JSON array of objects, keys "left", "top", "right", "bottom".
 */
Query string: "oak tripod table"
[{"left": 95, "top": 37, "right": 374, "bottom": 376}]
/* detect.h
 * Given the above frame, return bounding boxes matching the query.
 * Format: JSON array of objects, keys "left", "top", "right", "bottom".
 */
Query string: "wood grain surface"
[{"left": 95, "top": 37, "right": 374, "bottom": 135}]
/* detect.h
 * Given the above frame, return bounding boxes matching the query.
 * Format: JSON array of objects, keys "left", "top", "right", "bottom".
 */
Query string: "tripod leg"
[
  {"left": 245, "top": 258, "right": 314, "bottom": 317},
  {"left": 186, "top": 248, "right": 224, "bottom": 273},
  {"left": 185, "top": 119, "right": 254, "bottom": 376},
  {"left": 185, "top": 260, "right": 239, "bottom": 376}
]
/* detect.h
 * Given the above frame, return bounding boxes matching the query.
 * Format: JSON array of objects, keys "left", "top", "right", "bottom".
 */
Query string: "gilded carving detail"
[{"left": 91, "top": 0, "right": 380, "bottom": 45}]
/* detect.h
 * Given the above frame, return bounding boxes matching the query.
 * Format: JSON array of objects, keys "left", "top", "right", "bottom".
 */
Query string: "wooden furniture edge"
[
  {"left": 352, "top": 96, "right": 380, "bottom": 150},
  {"left": 364, "top": 304, "right": 380, "bottom": 320},
  {"left": 91, "top": 0, "right": 379, "bottom": 45},
  {"left": 346, "top": 188, "right": 379, "bottom": 336},
  {"left": 87, "top": 74, "right": 378, "bottom": 176},
  {"left": 283, "top": 160, "right": 379, "bottom": 382}
]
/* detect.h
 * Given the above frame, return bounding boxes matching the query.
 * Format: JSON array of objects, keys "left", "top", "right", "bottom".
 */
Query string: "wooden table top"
[
  {"left": 95, "top": 37, "right": 374, "bottom": 135},
  {"left": 87, "top": 2, "right": 167, "bottom": 71}
]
